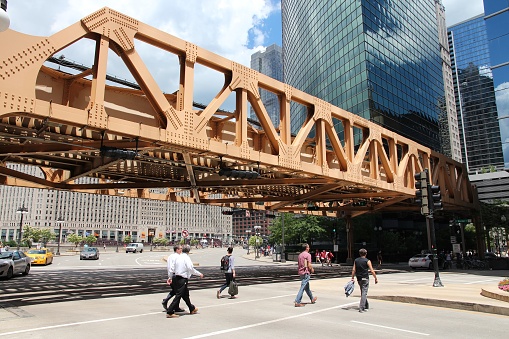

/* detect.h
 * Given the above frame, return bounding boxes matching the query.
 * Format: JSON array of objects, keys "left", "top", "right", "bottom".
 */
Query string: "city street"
[{"left": 1, "top": 247, "right": 508, "bottom": 338}]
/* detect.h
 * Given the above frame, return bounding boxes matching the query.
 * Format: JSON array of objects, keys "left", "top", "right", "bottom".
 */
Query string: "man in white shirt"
[
  {"left": 162, "top": 245, "right": 185, "bottom": 312},
  {"left": 166, "top": 244, "right": 203, "bottom": 318}
]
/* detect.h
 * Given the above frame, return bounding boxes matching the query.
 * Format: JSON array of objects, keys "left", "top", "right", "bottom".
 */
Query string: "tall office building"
[
  {"left": 250, "top": 44, "right": 283, "bottom": 126},
  {"left": 281, "top": 0, "right": 456, "bottom": 154},
  {"left": 0, "top": 164, "right": 231, "bottom": 244},
  {"left": 484, "top": 0, "right": 509, "bottom": 167},
  {"left": 436, "top": 1, "right": 462, "bottom": 162},
  {"left": 448, "top": 14, "right": 504, "bottom": 173}
]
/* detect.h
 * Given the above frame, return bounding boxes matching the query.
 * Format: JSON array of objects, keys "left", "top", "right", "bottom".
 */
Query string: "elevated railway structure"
[{"left": 0, "top": 8, "right": 477, "bottom": 225}]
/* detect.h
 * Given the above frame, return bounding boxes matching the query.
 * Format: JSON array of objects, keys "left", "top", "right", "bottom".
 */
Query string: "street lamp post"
[
  {"left": 56, "top": 217, "right": 65, "bottom": 255},
  {"left": 16, "top": 206, "right": 28, "bottom": 250},
  {"left": 245, "top": 230, "right": 251, "bottom": 254},
  {"left": 116, "top": 229, "right": 121, "bottom": 252}
]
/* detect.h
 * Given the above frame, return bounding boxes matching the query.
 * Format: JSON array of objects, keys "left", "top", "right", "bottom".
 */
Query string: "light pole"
[
  {"left": 116, "top": 229, "right": 121, "bottom": 252},
  {"left": 16, "top": 206, "right": 28, "bottom": 250},
  {"left": 56, "top": 216, "right": 65, "bottom": 255},
  {"left": 254, "top": 225, "right": 261, "bottom": 259},
  {"left": 245, "top": 230, "right": 251, "bottom": 254}
]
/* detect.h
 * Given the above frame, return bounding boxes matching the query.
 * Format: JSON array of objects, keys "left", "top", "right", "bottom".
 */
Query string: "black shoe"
[
  {"left": 161, "top": 301, "right": 168, "bottom": 311},
  {"left": 176, "top": 308, "right": 185, "bottom": 313}
]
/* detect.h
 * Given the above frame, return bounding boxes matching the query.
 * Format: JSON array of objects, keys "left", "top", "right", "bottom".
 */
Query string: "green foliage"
[
  {"left": 249, "top": 235, "right": 263, "bottom": 247},
  {"left": 21, "top": 225, "right": 37, "bottom": 247},
  {"left": 84, "top": 235, "right": 97, "bottom": 245},
  {"left": 153, "top": 237, "right": 169, "bottom": 246},
  {"left": 190, "top": 238, "right": 199, "bottom": 246},
  {"left": 67, "top": 233, "right": 83, "bottom": 248},
  {"left": 4, "top": 240, "right": 18, "bottom": 247},
  {"left": 20, "top": 226, "right": 55, "bottom": 247},
  {"left": 268, "top": 214, "right": 326, "bottom": 245},
  {"left": 123, "top": 235, "right": 132, "bottom": 244}
]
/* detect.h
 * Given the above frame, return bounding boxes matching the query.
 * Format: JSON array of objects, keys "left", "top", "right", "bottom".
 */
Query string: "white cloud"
[
  {"left": 7, "top": 0, "right": 279, "bottom": 109},
  {"left": 442, "top": 0, "right": 484, "bottom": 26}
]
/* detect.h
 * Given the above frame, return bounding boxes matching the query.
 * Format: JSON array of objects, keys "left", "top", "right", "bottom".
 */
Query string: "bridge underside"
[{"left": 0, "top": 8, "right": 477, "bottom": 217}]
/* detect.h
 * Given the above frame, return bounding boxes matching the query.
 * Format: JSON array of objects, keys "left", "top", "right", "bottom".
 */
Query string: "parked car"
[
  {"left": 126, "top": 243, "right": 144, "bottom": 253},
  {"left": 408, "top": 254, "right": 433, "bottom": 269},
  {"left": 0, "top": 250, "right": 31, "bottom": 279},
  {"left": 26, "top": 248, "right": 54, "bottom": 265},
  {"left": 80, "top": 247, "right": 100, "bottom": 260}
]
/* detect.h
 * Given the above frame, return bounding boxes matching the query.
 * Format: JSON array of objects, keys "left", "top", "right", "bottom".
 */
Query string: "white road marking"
[
  {"left": 463, "top": 279, "right": 498, "bottom": 285},
  {"left": 399, "top": 277, "right": 433, "bottom": 283},
  {"left": 0, "top": 293, "right": 296, "bottom": 336},
  {"left": 182, "top": 301, "right": 359, "bottom": 339},
  {"left": 351, "top": 320, "right": 430, "bottom": 336}
]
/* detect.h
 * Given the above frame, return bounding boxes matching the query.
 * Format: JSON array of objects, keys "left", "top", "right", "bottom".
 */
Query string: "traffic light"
[
  {"left": 430, "top": 185, "right": 443, "bottom": 211},
  {"left": 414, "top": 170, "right": 429, "bottom": 216}
]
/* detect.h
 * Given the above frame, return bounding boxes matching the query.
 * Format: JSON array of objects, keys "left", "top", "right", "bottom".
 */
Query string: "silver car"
[
  {"left": 408, "top": 254, "right": 433, "bottom": 269},
  {"left": 80, "top": 247, "right": 100, "bottom": 260},
  {"left": 0, "top": 250, "right": 31, "bottom": 279}
]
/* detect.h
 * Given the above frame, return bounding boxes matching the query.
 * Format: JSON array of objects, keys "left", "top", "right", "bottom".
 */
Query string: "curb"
[
  {"left": 481, "top": 288, "right": 509, "bottom": 303},
  {"left": 370, "top": 295, "right": 509, "bottom": 316}
]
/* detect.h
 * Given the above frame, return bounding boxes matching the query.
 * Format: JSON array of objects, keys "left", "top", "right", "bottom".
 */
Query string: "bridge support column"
[{"left": 346, "top": 216, "right": 353, "bottom": 265}]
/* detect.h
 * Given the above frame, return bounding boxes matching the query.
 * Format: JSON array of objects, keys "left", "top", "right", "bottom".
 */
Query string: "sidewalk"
[{"left": 242, "top": 252, "right": 509, "bottom": 316}]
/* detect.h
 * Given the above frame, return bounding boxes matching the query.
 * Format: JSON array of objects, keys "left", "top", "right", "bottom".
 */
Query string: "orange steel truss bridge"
[{"left": 0, "top": 8, "right": 477, "bottom": 220}]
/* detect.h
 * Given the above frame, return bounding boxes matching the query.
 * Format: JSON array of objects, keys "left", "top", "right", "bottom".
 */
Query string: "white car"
[
  {"left": 126, "top": 243, "right": 144, "bottom": 253},
  {"left": 408, "top": 254, "right": 433, "bottom": 269}
]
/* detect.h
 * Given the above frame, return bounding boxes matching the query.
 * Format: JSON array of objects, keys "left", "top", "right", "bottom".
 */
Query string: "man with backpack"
[{"left": 217, "top": 247, "right": 236, "bottom": 299}]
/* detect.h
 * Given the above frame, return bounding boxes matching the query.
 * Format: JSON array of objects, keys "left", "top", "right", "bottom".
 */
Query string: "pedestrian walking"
[
  {"left": 166, "top": 245, "right": 203, "bottom": 318},
  {"left": 294, "top": 243, "right": 317, "bottom": 307},
  {"left": 351, "top": 248, "right": 378, "bottom": 313},
  {"left": 217, "top": 247, "right": 236, "bottom": 299},
  {"left": 162, "top": 245, "right": 185, "bottom": 312}
]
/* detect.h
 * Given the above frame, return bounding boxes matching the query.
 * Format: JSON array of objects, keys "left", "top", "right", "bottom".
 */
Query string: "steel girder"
[{"left": 0, "top": 7, "right": 477, "bottom": 217}]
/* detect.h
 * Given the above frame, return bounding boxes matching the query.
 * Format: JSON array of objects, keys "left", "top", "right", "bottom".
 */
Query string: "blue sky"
[{"left": 3, "top": 0, "right": 488, "bottom": 122}]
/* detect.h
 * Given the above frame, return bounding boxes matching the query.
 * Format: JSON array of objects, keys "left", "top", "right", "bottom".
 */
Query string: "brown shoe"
[
  {"left": 166, "top": 314, "right": 179, "bottom": 318},
  {"left": 190, "top": 308, "right": 199, "bottom": 314},
  {"left": 311, "top": 296, "right": 317, "bottom": 304},
  {"left": 217, "top": 290, "right": 220, "bottom": 299},
  {"left": 294, "top": 303, "right": 305, "bottom": 307}
]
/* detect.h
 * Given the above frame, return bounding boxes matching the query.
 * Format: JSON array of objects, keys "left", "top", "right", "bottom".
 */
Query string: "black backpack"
[{"left": 220, "top": 255, "right": 230, "bottom": 270}]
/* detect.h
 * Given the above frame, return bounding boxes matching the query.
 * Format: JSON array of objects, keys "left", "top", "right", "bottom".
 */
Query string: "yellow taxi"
[{"left": 26, "top": 248, "right": 54, "bottom": 265}]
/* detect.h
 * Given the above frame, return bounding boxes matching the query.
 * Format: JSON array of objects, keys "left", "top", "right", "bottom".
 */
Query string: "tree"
[
  {"left": 269, "top": 214, "right": 326, "bottom": 245},
  {"left": 123, "top": 235, "right": 132, "bottom": 244},
  {"left": 153, "top": 237, "right": 168, "bottom": 246},
  {"left": 84, "top": 235, "right": 97, "bottom": 246},
  {"left": 39, "top": 229, "right": 56, "bottom": 247},
  {"left": 67, "top": 233, "right": 83, "bottom": 249},
  {"left": 22, "top": 225, "right": 38, "bottom": 248},
  {"left": 249, "top": 235, "right": 263, "bottom": 247}
]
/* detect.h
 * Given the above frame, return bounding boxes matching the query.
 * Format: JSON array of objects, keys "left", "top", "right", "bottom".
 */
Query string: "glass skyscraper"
[
  {"left": 484, "top": 0, "right": 509, "bottom": 167},
  {"left": 448, "top": 14, "right": 504, "bottom": 173},
  {"left": 250, "top": 44, "right": 283, "bottom": 127},
  {"left": 282, "top": 0, "right": 449, "bottom": 152}
]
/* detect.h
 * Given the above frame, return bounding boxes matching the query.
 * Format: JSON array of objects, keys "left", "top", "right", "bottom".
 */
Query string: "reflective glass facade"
[
  {"left": 282, "top": 0, "right": 445, "bottom": 151},
  {"left": 250, "top": 44, "right": 283, "bottom": 126},
  {"left": 448, "top": 15, "right": 504, "bottom": 173},
  {"left": 484, "top": 0, "right": 509, "bottom": 167}
]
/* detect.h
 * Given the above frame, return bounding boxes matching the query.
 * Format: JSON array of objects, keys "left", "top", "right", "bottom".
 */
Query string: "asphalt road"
[{"left": 1, "top": 247, "right": 508, "bottom": 338}]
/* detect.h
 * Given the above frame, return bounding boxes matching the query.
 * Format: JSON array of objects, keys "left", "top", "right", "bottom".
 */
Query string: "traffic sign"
[
  {"left": 450, "top": 236, "right": 456, "bottom": 244},
  {"left": 456, "top": 219, "right": 471, "bottom": 223},
  {"left": 182, "top": 229, "right": 189, "bottom": 238}
]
